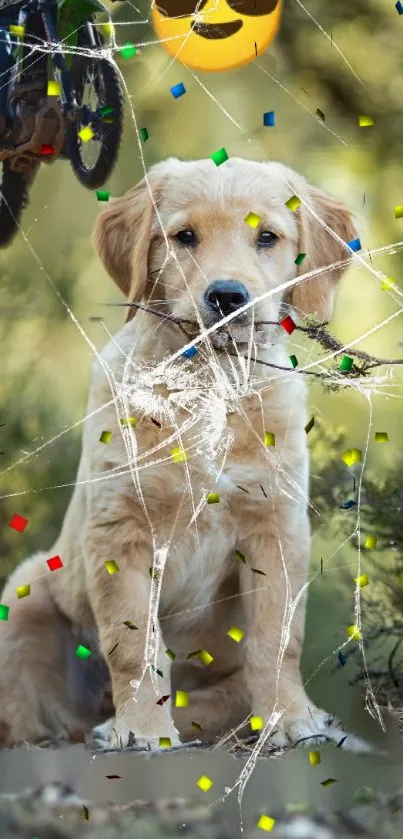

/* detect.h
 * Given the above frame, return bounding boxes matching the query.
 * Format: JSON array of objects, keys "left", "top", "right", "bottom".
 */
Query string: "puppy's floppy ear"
[
  {"left": 92, "top": 172, "right": 164, "bottom": 322},
  {"left": 288, "top": 183, "right": 359, "bottom": 321}
]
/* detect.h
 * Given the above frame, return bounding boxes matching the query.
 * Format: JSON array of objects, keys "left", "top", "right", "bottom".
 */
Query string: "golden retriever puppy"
[{"left": 0, "top": 157, "right": 358, "bottom": 750}]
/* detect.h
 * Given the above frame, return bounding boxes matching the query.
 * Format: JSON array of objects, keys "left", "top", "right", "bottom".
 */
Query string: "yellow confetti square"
[
  {"left": 364, "top": 534, "right": 377, "bottom": 550},
  {"left": 227, "top": 626, "right": 245, "bottom": 643},
  {"left": 309, "top": 751, "right": 321, "bottom": 766},
  {"left": 171, "top": 447, "right": 187, "bottom": 462},
  {"left": 354, "top": 574, "right": 369, "bottom": 587},
  {"left": 99, "top": 430, "right": 112, "bottom": 444},
  {"left": 381, "top": 277, "right": 394, "bottom": 291},
  {"left": 16, "top": 585, "right": 30, "bottom": 599},
  {"left": 341, "top": 448, "right": 362, "bottom": 466},
  {"left": 257, "top": 815, "right": 276, "bottom": 832},
  {"left": 175, "top": 690, "right": 189, "bottom": 707},
  {"left": 346, "top": 624, "right": 361, "bottom": 641},
  {"left": 47, "top": 81, "right": 61, "bottom": 96},
  {"left": 101, "top": 22, "right": 115, "bottom": 37},
  {"left": 250, "top": 715, "right": 264, "bottom": 731},
  {"left": 165, "top": 648, "right": 176, "bottom": 660},
  {"left": 395, "top": 206, "right": 403, "bottom": 219},
  {"left": 358, "top": 115, "right": 374, "bottom": 127},
  {"left": 196, "top": 775, "right": 213, "bottom": 791},
  {"left": 206, "top": 492, "right": 220, "bottom": 504},
  {"left": 199, "top": 649, "right": 214, "bottom": 666},
  {"left": 375, "top": 431, "right": 388, "bottom": 443},
  {"left": 78, "top": 125, "right": 95, "bottom": 143},
  {"left": 9, "top": 24, "right": 24, "bottom": 37},
  {"left": 244, "top": 212, "right": 261, "bottom": 229},
  {"left": 104, "top": 560, "right": 120, "bottom": 575},
  {"left": 285, "top": 195, "right": 301, "bottom": 211},
  {"left": 120, "top": 417, "right": 136, "bottom": 428},
  {"left": 264, "top": 431, "right": 275, "bottom": 447},
  {"left": 159, "top": 737, "right": 172, "bottom": 748}
]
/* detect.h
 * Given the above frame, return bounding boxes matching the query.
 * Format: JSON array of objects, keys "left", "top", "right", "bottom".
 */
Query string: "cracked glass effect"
[{"left": 1, "top": 0, "right": 403, "bottom": 832}]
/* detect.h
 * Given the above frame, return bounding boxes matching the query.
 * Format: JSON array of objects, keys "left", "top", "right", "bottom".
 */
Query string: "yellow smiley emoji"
[{"left": 152, "top": 0, "right": 282, "bottom": 72}]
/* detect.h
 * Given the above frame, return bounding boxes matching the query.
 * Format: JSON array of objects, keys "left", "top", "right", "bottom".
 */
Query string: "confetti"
[
  {"left": 354, "top": 574, "right": 369, "bottom": 587},
  {"left": 359, "top": 115, "right": 374, "bottom": 127},
  {"left": 289, "top": 354, "right": 298, "bottom": 368},
  {"left": 341, "top": 448, "right": 362, "bottom": 466},
  {"left": 171, "top": 82, "right": 186, "bottom": 98},
  {"left": 244, "top": 212, "right": 261, "bottom": 228},
  {"left": 16, "top": 585, "right": 30, "bottom": 599},
  {"left": 120, "top": 42, "right": 137, "bottom": 60},
  {"left": 375, "top": 431, "right": 388, "bottom": 442},
  {"left": 123, "top": 621, "right": 138, "bottom": 629},
  {"left": 96, "top": 190, "right": 110, "bottom": 202},
  {"left": 211, "top": 147, "right": 229, "bottom": 166},
  {"left": 187, "top": 649, "right": 214, "bottom": 666},
  {"left": 305, "top": 416, "right": 315, "bottom": 434},
  {"left": 104, "top": 560, "right": 120, "bottom": 574},
  {"left": 139, "top": 127, "right": 149, "bottom": 142},
  {"left": 159, "top": 737, "right": 172, "bottom": 748},
  {"left": 0, "top": 604, "right": 9, "bottom": 621},
  {"left": 251, "top": 568, "right": 267, "bottom": 576},
  {"left": 339, "top": 499, "right": 357, "bottom": 509},
  {"left": 235, "top": 550, "right": 246, "bottom": 563},
  {"left": 206, "top": 492, "right": 220, "bottom": 504},
  {"left": 285, "top": 195, "right": 301, "bottom": 211},
  {"left": 196, "top": 775, "right": 214, "bottom": 791},
  {"left": 99, "top": 106, "right": 115, "bottom": 118},
  {"left": 99, "top": 430, "right": 112, "bottom": 444},
  {"left": 340, "top": 355, "right": 353, "bottom": 372},
  {"left": 263, "top": 111, "right": 275, "bottom": 127},
  {"left": 264, "top": 431, "right": 275, "bottom": 446},
  {"left": 175, "top": 690, "right": 189, "bottom": 707},
  {"left": 106, "top": 774, "right": 121, "bottom": 779},
  {"left": 9, "top": 24, "right": 24, "bottom": 37},
  {"left": 364, "top": 534, "right": 377, "bottom": 549},
  {"left": 227, "top": 626, "right": 245, "bottom": 642},
  {"left": 149, "top": 566, "right": 160, "bottom": 579},
  {"left": 337, "top": 735, "right": 348, "bottom": 748},
  {"left": 120, "top": 417, "right": 136, "bottom": 427},
  {"left": 338, "top": 651, "right": 346, "bottom": 666},
  {"left": 156, "top": 695, "right": 171, "bottom": 706},
  {"left": 395, "top": 206, "right": 403, "bottom": 219},
  {"left": 151, "top": 665, "right": 164, "bottom": 677},
  {"left": 78, "top": 126, "right": 94, "bottom": 143},
  {"left": 108, "top": 642, "right": 119, "bottom": 656},
  {"left": 165, "top": 648, "right": 176, "bottom": 660},
  {"left": 250, "top": 715, "right": 264, "bottom": 731},
  {"left": 9, "top": 514, "right": 28, "bottom": 532},
  {"left": 294, "top": 252, "right": 306, "bottom": 265},
  {"left": 280, "top": 315, "right": 296, "bottom": 334},
  {"left": 346, "top": 624, "right": 361, "bottom": 641},
  {"left": 321, "top": 778, "right": 337, "bottom": 787},
  {"left": 101, "top": 22, "right": 114, "bottom": 36},
  {"left": 82, "top": 805, "right": 89, "bottom": 821},
  {"left": 75, "top": 644, "right": 92, "bottom": 659},
  {"left": 316, "top": 108, "right": 325, "bottom": 121},
  {"left": 347, "top": 238, "right": 361, "bottom": 251},
  {"left": 47, "top": 81, "right": 61, "bottom": 96},
  {"left": 191, "top": 721, "right": 203, "bottom": 731},
  {"left": 257, "top": 815, "right": 276, "bottom": 832},
  {"left": 171, "top": 447, "right": 187, "bottom": 462},
  {"left": 182, "top": 346, "right": 198, "bottom": 358},
  {"left": 397, "top": 0, "right": 403, "bottom": 13},
  {"left": 381, "top": 277, "right": 395, "bottom": 290},
  {"left": 40, "top": 144, "right": 54, "bottom": 155},
  {"left": 47, "top": 555, "right": 63, "bottom": 572},
  {"left": 309, "top": 751, "right": 321, "bottom": 766}
]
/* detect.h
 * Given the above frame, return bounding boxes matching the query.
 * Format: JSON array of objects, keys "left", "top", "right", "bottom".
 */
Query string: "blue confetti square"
[
  {"left": 170, "top": 82, "right": 186, "bottom": 99},
  {"left": 347, "top": 238, "right": 361, "bottom": 252},
  {"left": 182, "top": 346, "right": 198, "bottom": 359},
  {"left": 396, "top": 0, "right": 403, "bottom": 14},
  {"left": 263, "top": 111, "right": 275, "bottom": 127}
]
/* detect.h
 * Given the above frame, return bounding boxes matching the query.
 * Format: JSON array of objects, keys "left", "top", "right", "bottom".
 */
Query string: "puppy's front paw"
[
  {"left": 268, "top": 706, "right": 375, "bottom": 754},
  {"left": 96, "top": 714, "right": 182, "bottom": 751}
]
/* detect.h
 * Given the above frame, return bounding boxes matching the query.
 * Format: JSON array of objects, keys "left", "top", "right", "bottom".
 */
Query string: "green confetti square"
[
  {"left": 289, "top": 354, "right": 298, "bottom": 368},
  {"left": 0, "top": 604, "right": 9, "bottom": 621},
  {"left": 211, "top": 147, "right": 229, "bottom": 166},
  {"left": 294, "top": 252, "right": 306, "bottom": 265},
  {"left": 120, "top": 42, "right": 137, "bottom": 60},
  {"left": 340, "top": 355, "right": 353, "bottom": 372},
  {"left": 99, "top": 430, "right": 112, "bottom": 443},
  {"left": 96, "top": 190, "right": 110, "bottom": 202},
  {"left": 100, "top": 106, "right": 115, "bottom": 118},
  {"left": 75, "top": 644, "right": 92, "bottom": 659},
  {"left": 140, "top": 127, "right": 149, "bottom": 142}
]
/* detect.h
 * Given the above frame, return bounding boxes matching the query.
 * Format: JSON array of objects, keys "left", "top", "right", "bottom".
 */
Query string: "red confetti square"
[
  {"left": 40, "top": 144, "right": 54, "bottom": 155},
  {"left": 47, "top": 555, "right": 63, "bottom": 572},
  {"left": 280, "top": 315, "right": 296, "bottom": 335},
  {"left": 9, "top": 514, "right": 28, "bottom": 532},
  {"left": 156, "top": 694, "right": 171, "bottom": 706}
]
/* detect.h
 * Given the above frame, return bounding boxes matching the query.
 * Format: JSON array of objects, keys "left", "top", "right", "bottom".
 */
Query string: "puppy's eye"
[
  {"left": 257, "top": 230, "right": 278, "bottom": 248},
  {"left": 175, "top": 229, "right": 197, "bottom": 246}
]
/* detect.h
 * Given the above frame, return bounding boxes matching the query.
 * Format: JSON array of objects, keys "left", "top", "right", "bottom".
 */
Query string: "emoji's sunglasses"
[{"left": 154, "top": 0, "right": 279, "bottom": 19}]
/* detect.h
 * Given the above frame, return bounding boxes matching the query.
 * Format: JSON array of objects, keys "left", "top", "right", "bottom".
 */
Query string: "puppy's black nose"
[{"left": 204, "top": 280, "right": 250, "bottom": 317}]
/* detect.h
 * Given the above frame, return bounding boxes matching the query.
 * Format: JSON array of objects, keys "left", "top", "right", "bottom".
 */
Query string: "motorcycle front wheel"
[
  {"left": 66, "top": 50, "right": 123, "bottom": 190},
  {"left": 0, "top": 159, "right": 39, "bottom": 248}
]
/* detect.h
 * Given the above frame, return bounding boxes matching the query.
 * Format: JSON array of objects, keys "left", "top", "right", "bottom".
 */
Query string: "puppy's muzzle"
[{"left": 203, "top": 280, "right": 250, "bottom": 323}]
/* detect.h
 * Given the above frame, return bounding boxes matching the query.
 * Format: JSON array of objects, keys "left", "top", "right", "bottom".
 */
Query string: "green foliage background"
[{"left": 0, "top": 0, "right": 403, "bottom": 737}]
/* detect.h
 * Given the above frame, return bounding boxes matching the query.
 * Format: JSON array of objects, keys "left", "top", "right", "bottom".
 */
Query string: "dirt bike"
[{"left": 0, "top": 0, "right": 123, "bottom": 247}]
